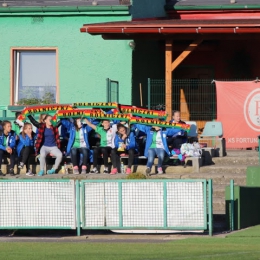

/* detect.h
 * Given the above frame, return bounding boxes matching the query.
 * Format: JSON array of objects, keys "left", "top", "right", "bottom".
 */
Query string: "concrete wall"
[{"left": 0, "top": 13, "right": 132, "bottom": 106}]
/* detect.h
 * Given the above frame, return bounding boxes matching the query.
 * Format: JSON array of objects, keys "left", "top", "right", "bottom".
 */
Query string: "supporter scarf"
[
  {"left": 130, "top": 117, "right": 190, "bottom": 132},
  {"left": 72, "top": 102, "right": 118, "bottom": 109},
  {"left": 51, "top": 109, "right": 131, "bottom": 126},
  {"left": 117, "top": 105, "right": 167, "bottom": 119},
  {"left": 18, "top": 104, "right": 73, "bottom": 121}
]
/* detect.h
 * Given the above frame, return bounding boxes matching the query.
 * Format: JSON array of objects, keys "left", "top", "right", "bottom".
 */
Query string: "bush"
[{"left": 126, "top": 172, "right": 147, "bottom": 179}]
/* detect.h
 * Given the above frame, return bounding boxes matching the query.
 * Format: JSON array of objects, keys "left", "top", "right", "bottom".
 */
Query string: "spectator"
[
  {"left": 61, "top": 118, "right": 92, "bottom": 175},
  {"left": 110, "top": 124, "right": 137, "bottom": 175},
  {"left": 33, "top": 114, "right": 62, "bottom": 176},
  {"left": 168, "top": 110, "right": 187, "bottom": 149},
  {"left": 17, "top": 122, "right": 36, "bottom": 176},
  {"left": 0, "top": 121, "right": 16, "bottom": 176},
  {"left": 84, "top": 119, "right": 117, "bottom": 174},
  {"left": 134, "top": 124, "right": 183, "bottom": 175}
]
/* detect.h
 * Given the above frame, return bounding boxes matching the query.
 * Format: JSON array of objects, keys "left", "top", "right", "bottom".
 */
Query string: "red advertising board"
[{"left": 216, "top": 81, "right": 260, "bottom": 148}]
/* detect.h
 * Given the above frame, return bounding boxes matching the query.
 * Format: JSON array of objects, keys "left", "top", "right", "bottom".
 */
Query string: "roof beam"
[{"left": 171, "top": 38, "right": 203, "bottom": 71}]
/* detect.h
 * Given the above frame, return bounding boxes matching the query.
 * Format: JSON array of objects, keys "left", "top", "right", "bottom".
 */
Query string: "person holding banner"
[
  {"left": 133, "top": 124, "right": 184, "bottom": 175},
  {"left": 17, "top": 123, "right": 36, "bottom": 176},
  {"left": 61, "top": 118, "right": 92, "bottom": 174},
  {"left": 0, "top": 121, "right": 17, "bottom": 176},
  {"left": 84, "top": 119, "right": 117, "bottom": 174},
  {"left": 33, "top": 115, "right": 62, "bottom": 176},
  {"left": 110, "top": 124, "right": 137, "bottom": 175}
]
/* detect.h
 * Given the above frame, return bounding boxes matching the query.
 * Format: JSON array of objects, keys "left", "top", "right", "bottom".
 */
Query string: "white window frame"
[{"left": 11, "top": 47, "right": 59, "bottom": 105}]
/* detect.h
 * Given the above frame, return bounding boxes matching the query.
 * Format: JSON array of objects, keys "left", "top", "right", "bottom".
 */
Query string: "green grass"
[
  {"left": 1, "top": 237, "right": 260, "bottom": 260},
  {"left": 227, "top": 225, "right": 260, "bottom": 237}
]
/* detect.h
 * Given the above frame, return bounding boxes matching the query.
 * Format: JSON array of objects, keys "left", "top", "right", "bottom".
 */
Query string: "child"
[
  {"left": 61, "top": 118, "right": 92, "bottom": 174},
  {"left": 33, "top": 114, "right": 62, "bottom": 176},
  {"left": 0, "top": 121, "right": 16, "bottom": 176},
  {"left": 84, "top": 119, "right": 117, "bottom": 174},
  {"left": 17, "top": 123, "right": 36, "bottom": 176},
  {"left": 110, "top": 124, "right": 137, "bottom": 175},
  {"left": 134, "top": 124, "right": 184, "bottom": 175}
]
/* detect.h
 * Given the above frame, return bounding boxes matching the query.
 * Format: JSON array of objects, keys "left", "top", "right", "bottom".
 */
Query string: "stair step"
[
  {"left": 212, "top": 157, "right": 258, "bottom": 166},
  {"left": 199, "top": 165, "right": 248, "bottom": 174}
]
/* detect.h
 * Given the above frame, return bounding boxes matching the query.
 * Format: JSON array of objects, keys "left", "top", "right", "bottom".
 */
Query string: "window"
[{"left": 12, "top": 49, "right": 58, "bottom": 105}]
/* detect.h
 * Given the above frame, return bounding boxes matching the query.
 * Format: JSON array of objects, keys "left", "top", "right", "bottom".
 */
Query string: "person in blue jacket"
[
  {"left": 0, "top": 120, "right": 17, "bottom": 176},
  {"left": 134, "top": 124, "right": 184, "bottom": 175},
  {"left": 61, "top": 118, "right": 92, "bottom": 175},
  {"left": 110, "top": 124, "right": 137, "bottom": 175},
  {"left": 17, "top": 122, "right": 36, "bottom": 176}
]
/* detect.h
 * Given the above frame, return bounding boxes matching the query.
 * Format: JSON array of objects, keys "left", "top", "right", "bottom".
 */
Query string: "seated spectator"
[
  {"left": 84, "top": 119, "right": 117, "bottom": 174},
  {"left": 61, "top": 118, "right": 92, "bottom": 175},
  {"left": 0, "top": 121, "right": 16, "bottom": 176},
  {"left": 33, "top": 114, "right": 62, "bottom": 176},
  {"left": 17, "top": 123, "right": 36, "bottom": 176},
  {"left": 134, "top": 124, "right": 183, "bottom": 175},
  {"left": 110, "top": 124, "right": 137, "bottom": 175},
  {"left": 168, "top": 110, "right": 187, "bottom": 149}
]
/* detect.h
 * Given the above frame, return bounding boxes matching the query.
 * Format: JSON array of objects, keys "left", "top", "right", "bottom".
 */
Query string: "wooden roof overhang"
[
  {"left": 80, "top": 19, "right": 260, "bottom": 40},
  {"left": 80, "top": 18, "right": 260, "bottom": 119}
]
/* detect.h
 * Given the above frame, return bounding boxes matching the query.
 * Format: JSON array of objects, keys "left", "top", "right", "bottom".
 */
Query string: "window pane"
[{"left": 17, "top": 51, "right": 56, "bottom": 104}]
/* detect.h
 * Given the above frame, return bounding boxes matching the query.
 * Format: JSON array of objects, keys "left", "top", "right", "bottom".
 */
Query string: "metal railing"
[
  {"left": 80, "top": 179, "right": 213, "bottom": 235},
  {"left": 0, "top": 179, "right": 213, "bottom": 236},
  {"left": 148, "top": 78, "right": 252, "bottom": 132}
]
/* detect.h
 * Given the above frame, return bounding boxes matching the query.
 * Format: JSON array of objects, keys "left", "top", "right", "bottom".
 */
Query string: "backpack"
[{"left": 180, "top": 142, "right": 202, "bottom": 157}]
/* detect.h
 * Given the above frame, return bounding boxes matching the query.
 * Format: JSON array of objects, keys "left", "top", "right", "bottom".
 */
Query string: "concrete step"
[
  {"left": 226, "top": 150, "right": 258, "bottom": 157},
  {"left": 199, "top": 165, "right": 247, "bottom": 174},
  {"left": 213, "top": 197, "right": 226, "bottom": 214},
  {"left": 213, "top": 184, "right": 226, "bottom": 198},
  {"left": 212, "top": 156, "right": 258, "bottom": 166}
]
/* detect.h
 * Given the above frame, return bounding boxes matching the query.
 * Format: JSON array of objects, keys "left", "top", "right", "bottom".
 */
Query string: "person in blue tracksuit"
[
  {"left": 17, "top": 122, "right": 36, "bottom": 176},
  {"left": 110, "top": 124, "right": 137, "bottom": 175},
  {"left": 61, "top": 118, "right": 92, "bottom": 175},
  {"left": 133, "top": 124, "right": 184, "bottom": 175},
  {"left": 0, "top": 120, "right": 17, "bottom": 176}
]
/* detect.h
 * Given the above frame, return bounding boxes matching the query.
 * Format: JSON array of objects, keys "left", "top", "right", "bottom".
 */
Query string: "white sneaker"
[{"left": 26, "top": 170, "right": 34, "bottom": 176}]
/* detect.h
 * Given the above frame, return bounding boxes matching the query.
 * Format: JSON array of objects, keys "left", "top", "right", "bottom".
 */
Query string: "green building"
[{"left": 0, "top": 0, "right": 166, "bottom": 107}]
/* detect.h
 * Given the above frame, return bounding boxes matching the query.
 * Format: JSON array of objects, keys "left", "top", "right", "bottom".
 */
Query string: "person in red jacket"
[{"left": 30, "top": 114, "right": 62, "bottom": 176}]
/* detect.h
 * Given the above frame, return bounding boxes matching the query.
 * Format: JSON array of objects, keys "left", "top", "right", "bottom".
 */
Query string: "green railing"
[
  {"left": 0, "top": 105, "right": 25, "bottom": 121},
  {"left": 0, "top": 179, "right": 77, "bottom": 230},
  {"left": 147, "top": 78, "right": 252, "bottom": 122},
  {"left": 80, "top": 179, "right": 213, "bottom": 235},
  {"left": 0, "top": 179, "right": 213, "bottom": 236}
]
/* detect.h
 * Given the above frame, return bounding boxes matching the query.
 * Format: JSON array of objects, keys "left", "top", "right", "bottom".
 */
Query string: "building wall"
[
  {"left": 131, "top": 0, "right": 166, "bottom": 19},
  {"left": 132, "top": 40, "right": 165, "bottom": 107},
  {"left": 0, "top": 13, "right": 132, "bottom": 106}
]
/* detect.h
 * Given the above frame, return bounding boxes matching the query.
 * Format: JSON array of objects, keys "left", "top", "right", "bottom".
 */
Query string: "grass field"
[{"left": 1, "top": 228, "right": 260, "bottom": 260}]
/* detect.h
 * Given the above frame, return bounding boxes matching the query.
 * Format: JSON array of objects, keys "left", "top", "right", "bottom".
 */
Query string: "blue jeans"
[{"left": 147, "top": 148, "right": 165, "bottom": 168}]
